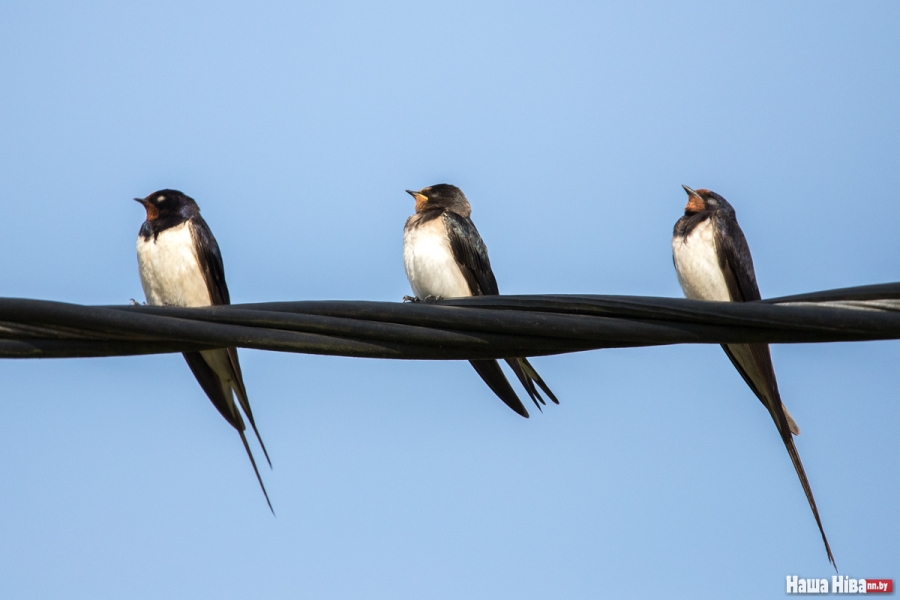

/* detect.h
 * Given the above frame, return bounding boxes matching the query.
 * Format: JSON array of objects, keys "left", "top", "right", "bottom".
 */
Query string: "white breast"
[
  {"left": 403, "top": 216, "right": 472, "bottom": 299},
  {"left": 672, "top": 218, "right": 731, "bottom": 302},
  {"left": 136, "top": 221, "right": 212, "bottom": 307}
]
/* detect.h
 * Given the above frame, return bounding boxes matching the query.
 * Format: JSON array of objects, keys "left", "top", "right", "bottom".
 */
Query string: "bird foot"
[
  {"left": 128, "top": 298, "right": 146, "bottom": 306},
  {"left": 423, "top": 295, "right": 443, "bottom": 303},
  {"left": 402, "top": 295, "right": 420, "bottom": 303}
]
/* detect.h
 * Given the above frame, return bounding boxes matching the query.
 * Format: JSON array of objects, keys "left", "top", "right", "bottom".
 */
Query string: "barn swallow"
[
  {"left": 403, "top": 184, "right": 559, "bottom": 418},
  {"left": 672, "top": 185, "right": 834, "bottom": 567},
  {"left": 134, "top": 189, "right": 272, "bottom": 512}
]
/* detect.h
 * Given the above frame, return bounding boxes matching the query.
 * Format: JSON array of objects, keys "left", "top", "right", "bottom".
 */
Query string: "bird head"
[
  {"left": 681, "top": 185, "right": 733, "bottom": 215},
  {"left": 405, "top": 184, "right": 471, "bottom": 217},
  {"left": 134, "top": 189, "right": 199, "bottom": 221}
]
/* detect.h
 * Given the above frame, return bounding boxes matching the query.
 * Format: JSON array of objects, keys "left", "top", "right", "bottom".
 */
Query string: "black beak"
[
  {"left": 134, "top": 197, "right": 146, "bottom": 205},
  {"left": 405, "top": 190, "right": 419, "bottom": 198},
  {"left": 681, "top": 184, "right": 700, "bottom": 198}
]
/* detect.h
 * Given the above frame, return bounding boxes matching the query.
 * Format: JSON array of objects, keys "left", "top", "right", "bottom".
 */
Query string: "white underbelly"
[
  {"left": 403, "top": 219, "right": 472, "bottom": 299},
  {"left": 672, "top": 219, "right": 731, "bottom": 302},
  {"left": 136, "top": 221, "right": 212, "bottom": 307}
]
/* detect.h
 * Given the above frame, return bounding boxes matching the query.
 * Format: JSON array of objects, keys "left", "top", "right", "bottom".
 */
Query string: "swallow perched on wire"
[
  {"left": 134, "top": 189, "right": 272, "bottom": 512},
  {"left": 403, "top": 183, "right": 559, "bottom": 417},
  {"left": 672, "top": 185, "right": 834, "bottom": 567}
]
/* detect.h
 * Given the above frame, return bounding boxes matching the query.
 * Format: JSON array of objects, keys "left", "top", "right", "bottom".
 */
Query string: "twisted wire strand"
[{"left": 1, "top": 283, "right": 898, "bottom": 360}]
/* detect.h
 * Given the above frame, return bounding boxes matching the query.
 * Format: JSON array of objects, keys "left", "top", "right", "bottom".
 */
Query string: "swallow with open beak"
[
  {"left": 672, "top": 185, "right": 834, "bottom": 567},
  {"left": 402, "top": 183, "right": 559, "bottom": 418}
]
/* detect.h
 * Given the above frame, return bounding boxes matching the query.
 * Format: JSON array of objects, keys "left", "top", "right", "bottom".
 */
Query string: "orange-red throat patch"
[
  {"left": 685, "top": 194, "right": 705, "bottom": 213},
  {"left": 140, "top": 199, "right": 159, "bottom": 221},
  {"left": 413, "top": 192, "right": 429, "bottom": 213}
]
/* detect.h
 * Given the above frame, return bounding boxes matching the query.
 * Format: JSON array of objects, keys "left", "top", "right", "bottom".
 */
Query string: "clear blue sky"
[{"left": 1, "top": 2, "right": 898, "bottom": 598}]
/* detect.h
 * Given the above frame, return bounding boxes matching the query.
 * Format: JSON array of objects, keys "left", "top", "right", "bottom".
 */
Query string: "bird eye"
[{"left": 156, "top": 196, "right": 166, "bottom": 203}]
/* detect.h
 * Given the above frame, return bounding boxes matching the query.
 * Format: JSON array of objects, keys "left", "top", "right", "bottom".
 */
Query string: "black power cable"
[{"left": 0, "top": 283, "right": 898, "bottom": 361}]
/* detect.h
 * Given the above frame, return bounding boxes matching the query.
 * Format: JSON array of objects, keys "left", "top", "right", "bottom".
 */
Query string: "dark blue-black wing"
[
  {"left": 444, "top": 211, "right": 558, "bottom": 412},
  {"left": 190, "top": 215, "right": 230, "bottom": 306},
  {"left": 713, "top": 213, "right": 834, "bottom": 568},
  {"left": 188, "top": 216, "right": 269, "bottom": 460},
  {"left": 469, "top": 360, "right": 529, "bottom": 418},
  {"left": 713, "top": 214, "right": 784, "bottom": 417},
  {"left": 188, "top": 216, "right": 272, "bottom": 469},
  {"left": 443, "top": 212, "right": 499, "bottom": 296},
  {"left": 714, "top": 214, "right": 760, "bottom": 303}
]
